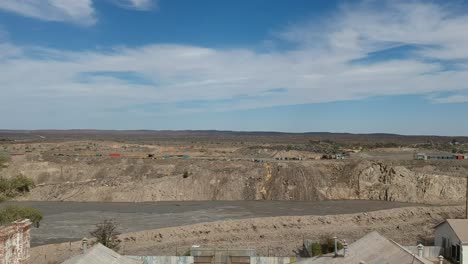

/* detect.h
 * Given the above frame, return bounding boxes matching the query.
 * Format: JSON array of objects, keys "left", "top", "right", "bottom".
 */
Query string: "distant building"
[
  {"left": 435, "top": 219, "right": 468, "bottom": 263},
  {"left": 414, "top": 153, "right": 464, "bottom": 160},
  {"left": 427, "top": 154, "right": 455, "bottom": 160},
  {"left": 415, "top": 153, "right": 427, "bottom": 160}
]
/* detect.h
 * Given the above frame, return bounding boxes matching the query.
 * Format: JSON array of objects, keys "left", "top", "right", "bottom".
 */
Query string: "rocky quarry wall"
[{"left": 2, "top": 156, "right": 466, "bottom": 204}]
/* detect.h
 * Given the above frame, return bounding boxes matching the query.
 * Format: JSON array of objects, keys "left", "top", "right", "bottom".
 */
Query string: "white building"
[{"left": 435, "top": 219, "right": 468, "bottom": 263}]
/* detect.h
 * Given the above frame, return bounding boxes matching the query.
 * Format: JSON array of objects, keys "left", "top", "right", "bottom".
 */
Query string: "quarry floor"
[{"left": 2, "top": 200, "right": 430, "bottom": 246}]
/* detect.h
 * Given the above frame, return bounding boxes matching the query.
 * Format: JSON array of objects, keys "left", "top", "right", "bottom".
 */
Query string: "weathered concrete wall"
[
  {"left": 252, "top": 257, "right": 295, "bottom": 264},
  {"left": 128, "top": 256, "right": 194, "bottom": 264},
  {"left": 127, "top": 256, "right": 295, "bottom": 264},
  {"left": 0, "top": 219, "right": 32, "bottom": 264}
]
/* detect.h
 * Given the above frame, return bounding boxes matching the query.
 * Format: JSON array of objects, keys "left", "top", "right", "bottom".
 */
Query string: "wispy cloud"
[
  {"left": 0, "top": 0, "right": 467, "bottom": 123},
  {"left": 113, "top": 0, "right": 156, "bottom": 11},
  {"left": 0, "top": 0, "right": 97, "bottom": 26},
  {"left": 431, "top": 93, "right": 468, "bottom": 103},
  {"left": 0, "top": 0, "right": 157, "bottom": 26}
]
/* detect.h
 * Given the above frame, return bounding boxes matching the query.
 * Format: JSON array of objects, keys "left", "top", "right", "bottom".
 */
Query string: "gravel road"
[{"left": 2, "top": 200, "right": 427, "bottom": 246}]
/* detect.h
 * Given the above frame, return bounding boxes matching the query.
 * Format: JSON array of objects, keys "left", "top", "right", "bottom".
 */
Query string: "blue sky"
[{"left": 0, "top": 0, "right": 468, "bottom": 135}]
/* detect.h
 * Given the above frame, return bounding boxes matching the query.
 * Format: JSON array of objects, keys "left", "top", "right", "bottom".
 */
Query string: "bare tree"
[{"left": 90, "top": 218, "right": 121, "bottom": 250}]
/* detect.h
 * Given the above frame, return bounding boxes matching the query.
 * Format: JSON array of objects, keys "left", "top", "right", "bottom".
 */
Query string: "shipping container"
[{"left": 109, "top": 153, "right": 121, "bottom": 157}]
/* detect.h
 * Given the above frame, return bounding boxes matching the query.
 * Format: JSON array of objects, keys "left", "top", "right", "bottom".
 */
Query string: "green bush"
[
  {"left": 310, "top": 238, "right": 343, "bottom": 256},
  {"left": 9, "top": 176, "right": 35, "bottom": 193},
  {"left": 0, "top": 206, "right": 43, "bottom": 227},
  {"left": 324, "top": 238, "right": 343, "bottom": 253},
  {"left": 0, "top": 176, "right": 35, "bottom": 199},
  {"left": 0, "top": 153, "right": 10, "bottom": 166},
  {"left": 311, "top": 243, "right": 322, "bottom": 256}
]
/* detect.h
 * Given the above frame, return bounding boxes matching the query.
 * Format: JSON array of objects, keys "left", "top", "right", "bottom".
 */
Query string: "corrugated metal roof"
[
  {"left": 61, "top": 243, "right": 143, "bottom": 264},
  {"left": 445, "top": 219, "right": 468, "bottom": 242},
  {"left": 296, "top": 231, "right": 432, "bottom": 264}
]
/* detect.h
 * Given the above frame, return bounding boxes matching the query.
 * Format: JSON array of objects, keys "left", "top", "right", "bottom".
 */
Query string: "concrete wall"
[
  {"left": 0, "top": 219, "right": 32, "bottom": 264},
  {"left": 127, "top": 256, "right": 295, "bottom": 264},
  {"left": 251, "top": 257, "right": 295, "bottom": 264},
  {"left": 128, "top": 256, "right": 194, "bottom": 264}
]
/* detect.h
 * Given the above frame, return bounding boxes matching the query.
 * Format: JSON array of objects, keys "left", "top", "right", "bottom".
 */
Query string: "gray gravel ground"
[{"left": 2, "top": 200, "right": 429, "bottom": 246}]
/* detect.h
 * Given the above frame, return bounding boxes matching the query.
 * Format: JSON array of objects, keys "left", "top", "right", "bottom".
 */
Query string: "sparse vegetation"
[
  {"left": 90, "top": 218, "right": 121, "bottom": 250},
  {"left": 0, "top": 206, "right": 43, "bottom": 227},
  {"left": 310, "top": 242, "right": 322, "bottom": 256},
  {"left": 0, "top": 176, "right": 35, "bottom": 201},
  {"left": 309, "top": 237, "right": 343, "bottom": 256},
  {"left": 0, "top": 153, "right": 10, "bottom": 169}
]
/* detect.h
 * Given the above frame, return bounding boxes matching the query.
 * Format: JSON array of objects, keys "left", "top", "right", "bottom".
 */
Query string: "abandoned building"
[
  {"left": 0, "top": 219, "right": 32, "bottom": 264},
  {"left": 435, "top": 219, "right": 468, "bottom": 263}
]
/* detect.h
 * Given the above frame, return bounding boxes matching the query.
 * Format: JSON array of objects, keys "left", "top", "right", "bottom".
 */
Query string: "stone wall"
[{"left": 0, "top": 219, "right": 32, "bottom": 264}]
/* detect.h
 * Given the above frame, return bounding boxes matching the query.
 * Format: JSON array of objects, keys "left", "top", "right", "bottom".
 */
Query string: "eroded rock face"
[
  {"left": 349, "top": 162, "right": 465, "bottom": 203},
  {"left": 3, "top": 156, "right": 467, "bottom": 204}
]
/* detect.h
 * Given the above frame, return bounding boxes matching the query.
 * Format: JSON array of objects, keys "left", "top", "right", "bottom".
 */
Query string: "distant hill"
[{"left": 0, "top": 129, "right": 466, "bottom": 145}]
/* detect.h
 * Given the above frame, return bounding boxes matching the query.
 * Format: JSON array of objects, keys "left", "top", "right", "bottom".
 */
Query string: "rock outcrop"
[{"left": 2, "top": 157, "right": 466, "bottom": 204}]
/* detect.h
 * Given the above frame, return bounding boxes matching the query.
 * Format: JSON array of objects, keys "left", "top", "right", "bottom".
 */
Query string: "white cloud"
[
  {"left": 431, "top": 94, "right": 468, "bottom": 103},
  {"left": 0, "top": 0, "right": 157, "bottom": 25},
  {"left": 117, "top": 0, "right": 155, "bottom": 10},
  {"left": 279, "top": 1, "right": 468, "bottom": 60},
  {"left": 0, "top": 0, "right": 468, "bottom": 126},
  {"left": 0, "top": 0, "right": 96, "bottom": 25}
]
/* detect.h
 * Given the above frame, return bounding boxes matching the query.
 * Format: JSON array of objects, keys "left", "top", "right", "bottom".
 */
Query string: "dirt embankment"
[
  {"left": 31, "top": 205, "right": 464, "bottom": 264},
  {"left": 2, "top": 156, "right": 467, "bottom": 204}
]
